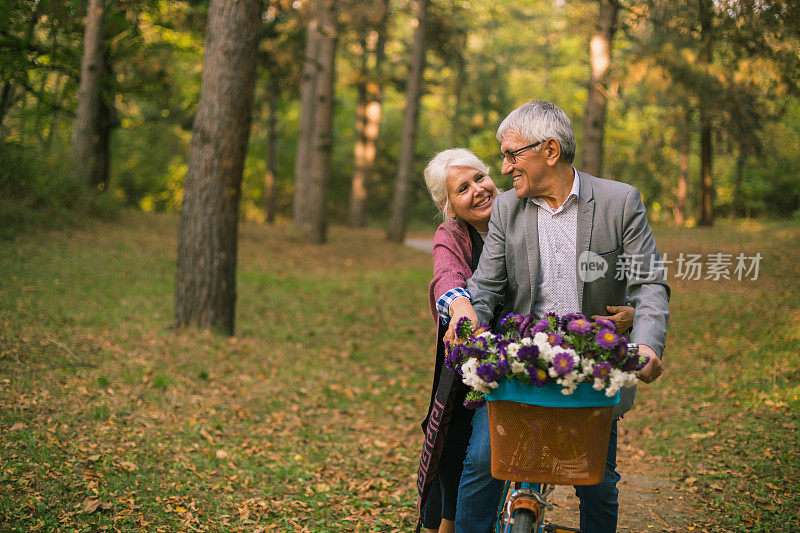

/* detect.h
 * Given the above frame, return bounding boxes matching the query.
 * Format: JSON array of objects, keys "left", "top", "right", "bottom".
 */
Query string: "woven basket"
[{"left": 485, "top": 381, "right": 619, "bottom": 485}]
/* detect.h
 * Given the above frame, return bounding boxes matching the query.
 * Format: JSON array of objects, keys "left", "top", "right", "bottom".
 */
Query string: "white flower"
[
  {"left": 510, "top": 361, "right": 526, "bottom": 374},
  {"left": 460, "top": 357, "right": 499, "bottom": 394}
]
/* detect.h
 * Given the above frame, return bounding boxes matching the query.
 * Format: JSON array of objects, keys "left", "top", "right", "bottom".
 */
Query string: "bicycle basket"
[{"left": 485, "top": 381, "right": 620, "bottom": 485}]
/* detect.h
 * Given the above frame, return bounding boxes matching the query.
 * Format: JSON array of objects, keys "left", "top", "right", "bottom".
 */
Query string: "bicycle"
[{"left": 483, "top": 368, "right": 627, "bottom": 533}]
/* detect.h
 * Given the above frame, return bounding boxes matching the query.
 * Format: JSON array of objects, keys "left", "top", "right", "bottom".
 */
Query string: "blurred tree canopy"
[{"left": 1, "top": 0, "right": 799, "bottom": 238}]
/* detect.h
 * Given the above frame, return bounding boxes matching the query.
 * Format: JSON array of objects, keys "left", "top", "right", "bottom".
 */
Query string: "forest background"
[
  {"left": 2, "top": 1, "right": 800, "bottom": 531},
  {"left": 2, "top": 0, "right": 799, "bottom": 241}
]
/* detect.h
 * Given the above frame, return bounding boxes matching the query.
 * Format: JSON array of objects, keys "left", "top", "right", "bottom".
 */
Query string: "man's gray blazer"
[{"left": 466, "top": 170, "right": 670, "bottom": 417}]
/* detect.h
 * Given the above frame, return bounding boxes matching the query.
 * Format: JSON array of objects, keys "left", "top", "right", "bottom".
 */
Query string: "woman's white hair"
[
  {"left": 424, "top": 148, "right": 490, "bottom": 221},
  {"left": 496, "top": 100, "right": 576, "bottom": 164}
]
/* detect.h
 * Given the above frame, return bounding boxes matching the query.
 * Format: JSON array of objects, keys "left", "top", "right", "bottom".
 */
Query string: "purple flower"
[
  {"left": 547, "top": 332, "right": 564, "bottom": 347},
  {"left": 567, "top": 318, "right": 592, "bottom": 335},
  {"left": 517, "top": 344, "right": 539, "bottom": 363},
  {"left": 624, "top": 354, "right": 650, "bottom": 372},
  {"left": 612, "top": 342, "right": 628, "bottom": 362},
  {"left": 444, "top": 342, "right": 462, "bottom": 371},
  {"left": 477, "top": 362, "right": 504, "bottom": 383},
  {"left": 496, "top": 350, "right": 511, "bottom": 374},
  {"left": 463, "top": 396, "right": 486, "bottom": 409},
  {"left": 561, "top": 313, "right": 587, "bottom": 329},
  {"left": 531, "top": 319, "right": 552, "bottom": 335},
  {"left": 517, "top": 314, "right": 537, "bottom": 336},
  {"left": 596, "top": 329, "right": 620, "bottom": 350},
  {"left": 553, "top": 352, "right": 575, "bottom": 376},
  {"left": 594, "top": 317, "right": 617, "bottom": 332},
  {"left": 455, "top": 316, "right": 474, "bottom": 339},
  {"left": 593, "top": 361, "right": 612, "bottom": 379},
  {"left": 461, "top": 345, "right": 488, "bottom": 360},
  {"left": 528, "top": 365, "right": 549, "bottom": 386},
  {"left": 499, "top": 314, "right": 524, "bottom": 332}
]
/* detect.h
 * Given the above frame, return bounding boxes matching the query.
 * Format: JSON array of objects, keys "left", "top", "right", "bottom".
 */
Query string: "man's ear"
[{"left": 544, "top": 138, "right": 561, "bottom": 167}]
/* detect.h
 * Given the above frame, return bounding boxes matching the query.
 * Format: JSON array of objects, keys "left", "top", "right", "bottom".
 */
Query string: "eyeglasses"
[{"left": 499, "top": 140, "right": 545, "bottom": 164}]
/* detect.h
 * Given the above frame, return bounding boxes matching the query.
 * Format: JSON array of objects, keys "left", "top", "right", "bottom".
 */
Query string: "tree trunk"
[
  {"left": 45, "top": 72, "right": 67, "bottom": 149},
  {"left": 175, "top": 0, "right": 262, "bottom": 335},
  {"left": 292, "top": 12, "right": 321, "bottom": 229},
  {"left": 71, "top": 0, "right": 106, "bottom": 186},
  {"left": 264, "top": 78, "right": 279, "bottom": 224},
  {"left": 582, "top": 0, "right": 618, "bottom": 178},
  {"left": 674, "top": 134, "right": 688, "bottom": 227},
  {"left": 452, "top": 33, "right": 468, "bottom": 143},
  {"left": 292, "top": 0, "right": 337, "bottom": 243},
  {"left": 732, "top": 147, "right": 745, "bottom": 218},
  {"left": 0, "top": 83, "right": 16, "bottom": 131},
  {"left": 698, "top": 120, "right": 713, "bottom": 225},
  {"left": 387, "top": 0, "right": 429, "bottom": 243},
  {"left": 349, "top": 25, "right": 385, "bottom": 228},
  {"left": 697, "top": 0, "right": 714, "bottom": 226},
  {"left": 90, "top": 48, "right": 115, "bottom": 191}
]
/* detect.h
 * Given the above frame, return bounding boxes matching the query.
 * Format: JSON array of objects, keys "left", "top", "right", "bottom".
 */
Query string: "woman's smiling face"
[{"left": 445, "top": 165, "right": 498, "bottom": 232}]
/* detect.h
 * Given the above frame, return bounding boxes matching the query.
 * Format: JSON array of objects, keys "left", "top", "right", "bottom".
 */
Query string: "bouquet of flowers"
[{"left": 445, "top": 312, "right": 650, "bottom": 407}]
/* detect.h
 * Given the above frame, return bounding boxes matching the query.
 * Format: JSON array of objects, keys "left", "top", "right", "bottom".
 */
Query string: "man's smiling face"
[{"left": 500, "top": 129, "right": 546, "bottom": 199}]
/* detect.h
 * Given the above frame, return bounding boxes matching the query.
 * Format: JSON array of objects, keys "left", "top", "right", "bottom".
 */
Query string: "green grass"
[
  {"left": 623, "top": 219, "right": 800, "bottom": 531},
  {"left": 1, "top": 212, "right": 798, "bottom": 531}
]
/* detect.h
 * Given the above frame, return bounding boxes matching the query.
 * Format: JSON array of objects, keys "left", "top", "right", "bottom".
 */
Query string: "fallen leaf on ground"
[
  {"left": 83, "top": 498, "right": 113, "bottom": 514},
  {"left": 118, "top": 461, "right": 137, "bottom": 472}
]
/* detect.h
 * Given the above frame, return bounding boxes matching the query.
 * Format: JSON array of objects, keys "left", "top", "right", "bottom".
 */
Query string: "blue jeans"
[{"left": 455, "top": 405, "right": 620, "bottom": 533}]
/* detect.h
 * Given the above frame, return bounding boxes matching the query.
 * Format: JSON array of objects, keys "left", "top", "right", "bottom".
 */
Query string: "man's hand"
[
  {"left": 636, "top": 344, "right": 662, "bottom": 384},
  {"left": 444, "top": 297, "right": 478, "bottom": 343},
  {"left": 592, "top": 305, "right": 634, "bottom": 332}
]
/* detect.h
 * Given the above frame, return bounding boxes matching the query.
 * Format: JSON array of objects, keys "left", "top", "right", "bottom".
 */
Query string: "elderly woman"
[{"left": 416, "top": 148, "right": 633, "bottom": 533}]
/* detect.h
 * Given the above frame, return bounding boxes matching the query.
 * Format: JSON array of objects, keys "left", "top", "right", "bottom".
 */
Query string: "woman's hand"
[
  {"left": 444, "top": 298, "right": 478, "bottom": 343},
  {"left": 593, "top": 305, "right": 634, "bottom": 332}
]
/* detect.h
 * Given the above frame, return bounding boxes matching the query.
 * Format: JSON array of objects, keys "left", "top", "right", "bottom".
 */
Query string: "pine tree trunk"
[
  {"left": 292, "top": 12, "right": 322, "bottom": 229},
  {"left": 732, "top": 148, "right": 745, "bottom": 218},
  {"left": 0, "top": 83, "right": 15, "bottom": 131},
  {"left": 350, "top": 63, "right": 370, "bottom": 227},
  {"left": 90, "top": 48, "right": 114, "bottom": 191},
  {"left": 699, "top": 120, "right": 713, "bottom": 225},
  {"left": 264, "top": 78, "right": 279, "bottom": 224},
  {"left": 71, "top": 0, "right": 106, "bottom": 186},
  {"left": 175, "top": 0, "right": 262, "bottom": 335},
  {"left": 293, "top": 0, "right": 337, "bottom": 243},
  {"left": 349, "top": 26, "right": 385, "bottom": 228},
  {"left": 697, "top": 0, "right": 714, "bottom": 226},
  {"left": 582, "top": 0, "right": 618, "bottom": 178},
  {"left": 387, "top": 0, "right": 429, "bottom": 243},
  {"left": 674, "top": 135, "right": 688, "bottom": 227}
]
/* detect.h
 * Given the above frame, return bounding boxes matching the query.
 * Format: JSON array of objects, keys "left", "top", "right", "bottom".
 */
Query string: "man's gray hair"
[
  {"left": 424, "top": 148, "right": 491, "bottom": 220},
  {"left": 496, "top": 100, "right": 576, "bottom": 164}
]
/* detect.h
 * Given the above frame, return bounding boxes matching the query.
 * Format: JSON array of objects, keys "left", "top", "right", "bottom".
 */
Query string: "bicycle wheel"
[{"left": 508, "top": 508, "right": 538, "bottom": 533}]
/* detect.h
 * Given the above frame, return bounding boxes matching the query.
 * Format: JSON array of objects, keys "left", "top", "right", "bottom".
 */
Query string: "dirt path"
[{"left": 542, "top": 426, "right": 698, "bottom": 532}]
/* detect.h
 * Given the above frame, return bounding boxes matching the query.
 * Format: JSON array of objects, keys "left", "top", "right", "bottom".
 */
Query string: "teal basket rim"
[{"left": 485, "top": 379, "right": 620, "bottom": 407}]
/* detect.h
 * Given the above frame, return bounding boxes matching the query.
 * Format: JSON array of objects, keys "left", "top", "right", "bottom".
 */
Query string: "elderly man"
[{"left": 446, "top": 100, "right": 669, "bottom": 533}]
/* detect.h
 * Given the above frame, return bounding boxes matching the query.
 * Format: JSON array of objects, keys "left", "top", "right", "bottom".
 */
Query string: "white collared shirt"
[{"left": 530, "top": 168, "right": 581, "bottom": 318}]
